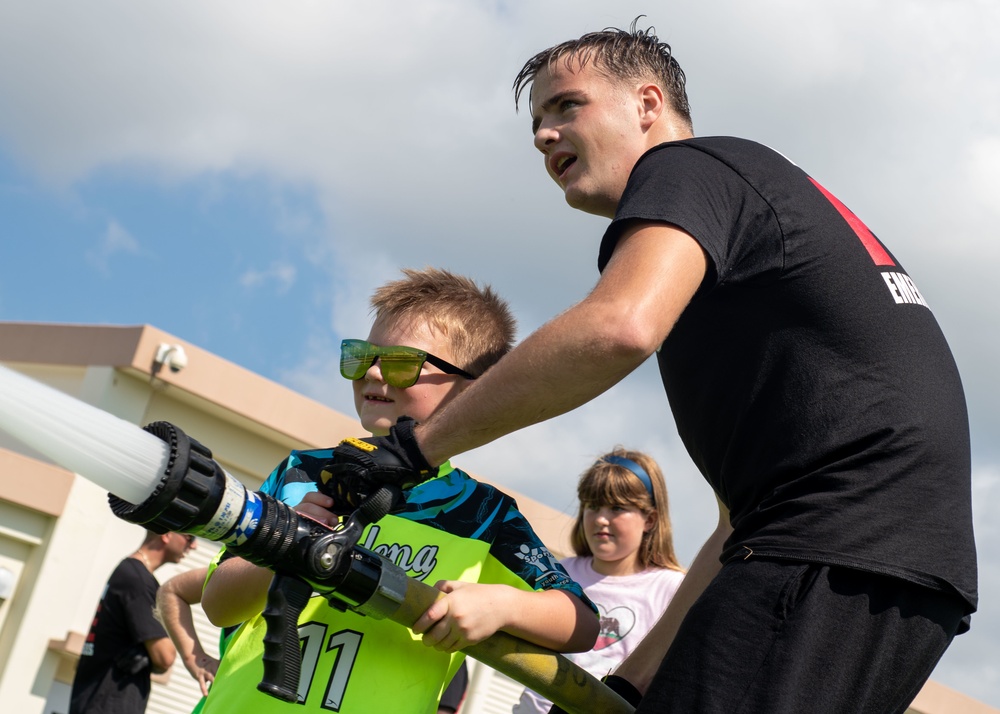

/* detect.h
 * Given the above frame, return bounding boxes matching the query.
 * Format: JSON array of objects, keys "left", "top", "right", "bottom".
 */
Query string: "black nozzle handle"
[
  {"left": 257, "top": 574, "right": 314, "bottom": 702},
  {"left": 254, "top": 486, "right": 401, "bottom": 702},
  {"left": 357, "top": 484, "right": 402, "bottom": 524}
]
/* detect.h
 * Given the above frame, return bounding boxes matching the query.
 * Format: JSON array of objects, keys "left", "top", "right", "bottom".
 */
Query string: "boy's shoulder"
[
  {"left": 285, "top": 447, "right": 336, "bottom": 467},
  {"left": 265, "top": 454, "right": 526, "bottom": 544},
  {"left": 277, "top": 452, "right": 507, "bottom": 497},
  {"left": 397, "top": 465, "right": 524, "bottom": 543},
  {"left": 259, "top": 448, "right": 336, "bottom": 502},
  {"left": 405, "top": 464, "right": 509, "bottom": 506},
  {"left": 267, "top": 447, "right": 337, "bottom": 486},
  {"left": 277, "top": 450, "right": 509, "bottom": 494}
]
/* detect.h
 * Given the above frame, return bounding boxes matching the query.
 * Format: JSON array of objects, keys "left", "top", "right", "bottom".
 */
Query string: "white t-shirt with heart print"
[{"left": 513, "top": 556, "right": 685, "bottom": 714}]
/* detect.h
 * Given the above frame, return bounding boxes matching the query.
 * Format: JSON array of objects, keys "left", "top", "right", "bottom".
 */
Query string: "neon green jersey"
[{"left": 201, "top": 451, "right": 590, "bottom": 714}]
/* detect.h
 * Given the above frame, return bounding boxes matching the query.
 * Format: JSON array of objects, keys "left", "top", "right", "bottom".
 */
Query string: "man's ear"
[{"left": 637, "top": 83, "right": 666, "bottom": 130}]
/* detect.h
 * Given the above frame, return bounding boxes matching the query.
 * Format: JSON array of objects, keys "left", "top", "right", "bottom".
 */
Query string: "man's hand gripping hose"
[{"left": 105, "top": 421, "right": 634, "bottom": 713}]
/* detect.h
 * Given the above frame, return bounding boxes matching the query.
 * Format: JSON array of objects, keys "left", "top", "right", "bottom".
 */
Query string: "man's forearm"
[
  {"left": 416, "top": 224, "right": 708, "bottom": 466},
  {"left": 156, "top": 568, "right": 206, "bottom": 648},
  {"left": 417, "top": 299, "right": 650, "bottom": 466},
  {"left": 158, "top": 595, "right": 199, "bottom": 663}
]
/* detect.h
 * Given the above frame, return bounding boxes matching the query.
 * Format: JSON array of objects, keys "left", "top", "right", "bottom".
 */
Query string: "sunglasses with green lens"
[{"left": 340, "top": 339, "right": 476, "bottom": 389}]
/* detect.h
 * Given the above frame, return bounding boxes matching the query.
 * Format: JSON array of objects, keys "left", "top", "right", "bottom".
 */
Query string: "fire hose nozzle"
[{"left": 108, "top": 421, "right": 243, "bottom": 538}]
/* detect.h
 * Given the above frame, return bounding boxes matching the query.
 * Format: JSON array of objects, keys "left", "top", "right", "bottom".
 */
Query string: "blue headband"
[{"left": 600, "top": 455, "right": 655, "bottom": 503}]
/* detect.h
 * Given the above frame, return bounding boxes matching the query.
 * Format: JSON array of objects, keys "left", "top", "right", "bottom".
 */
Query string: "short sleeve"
[
  {"left": 484, "top": 502, "right": 594, "bottom": 611},
  {"left": 599, "top": 142, "right": 783, "bottom": 288}
]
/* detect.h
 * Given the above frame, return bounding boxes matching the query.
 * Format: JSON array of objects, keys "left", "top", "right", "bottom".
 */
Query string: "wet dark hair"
[
  {"left": 570, "top": 447, "right": 684, "bottom": 572},
  {"left": 513, "top": 17, "right": 692, "bottom": 128}
]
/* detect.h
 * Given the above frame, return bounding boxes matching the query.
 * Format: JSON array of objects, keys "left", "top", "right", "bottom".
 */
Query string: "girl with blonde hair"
[{"left": 514, "top": 447, "right": 685, "bottom": 713}]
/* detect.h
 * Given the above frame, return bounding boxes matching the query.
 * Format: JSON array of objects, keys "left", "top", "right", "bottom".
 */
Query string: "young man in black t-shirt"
[
  {"left": 70, "top": 530, "right": 195, "bottom": 714},
  {"left": 328, "top": 19, "right": 977, "bottom": 714}
]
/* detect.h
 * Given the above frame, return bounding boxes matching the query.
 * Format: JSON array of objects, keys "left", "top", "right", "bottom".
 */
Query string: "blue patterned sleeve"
[
  {"left": 488, "top": 501, "right": 595, "bottom": 612},
  {"left": 259, "top": 449, "right": 333, "bottom": 506}
]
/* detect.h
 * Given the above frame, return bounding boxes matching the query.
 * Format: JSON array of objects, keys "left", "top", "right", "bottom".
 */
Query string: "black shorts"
[
  {"left": 438, "top": 661, "right": 468, "bottom": 713},
  {"left": 637, "top": 558, "right": 967, "bottom": 714}
]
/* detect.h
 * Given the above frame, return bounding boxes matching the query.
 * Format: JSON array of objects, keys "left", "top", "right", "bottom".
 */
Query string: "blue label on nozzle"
[
  {"left": 199, "top": 473, "right": 249, "bottom": 541},
  {"left": 229, "top": 490, "right": 262, "bottom": 546}
]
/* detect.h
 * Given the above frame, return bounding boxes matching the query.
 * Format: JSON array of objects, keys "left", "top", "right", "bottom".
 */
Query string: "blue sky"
[
  {"left": 1, "top": 0, "right": 998, "bottom": 705},
  {"left": 0, "top": 160, "right": 331, "bottom": 378}
]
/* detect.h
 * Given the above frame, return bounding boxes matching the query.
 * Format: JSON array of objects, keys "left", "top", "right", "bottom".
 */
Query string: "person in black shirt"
[
  {"left": 70, "top": 530, "right": 196, "bottom": 714},
  {"left": 339, "top": 18, "right": 977, "bottom": 714}
]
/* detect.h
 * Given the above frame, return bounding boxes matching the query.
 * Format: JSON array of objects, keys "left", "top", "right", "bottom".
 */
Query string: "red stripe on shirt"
[{"left": 809, "top": 178, "right": 895, "bottom": 266}]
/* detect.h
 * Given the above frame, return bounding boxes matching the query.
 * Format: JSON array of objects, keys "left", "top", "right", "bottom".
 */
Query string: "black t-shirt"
[
  {"left": 600, "top": 137, "right": 977, "bottom": 615},
  {"left": 70, "top": 557, "right": 168, "bottom": 714}
]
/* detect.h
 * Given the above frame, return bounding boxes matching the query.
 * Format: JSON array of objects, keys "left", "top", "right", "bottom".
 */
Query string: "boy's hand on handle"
[
  {"left": 292, "top": 491, "right": 341, "bottom": 528},
  {"left": 324, "top": 417, "right": 436, "bottom": 511},
  {"left": 412, "top": 581, "right": 508, "bottom": 653},
  {"left": 545, "top": 675, "right": 642, "bottom": 714}
]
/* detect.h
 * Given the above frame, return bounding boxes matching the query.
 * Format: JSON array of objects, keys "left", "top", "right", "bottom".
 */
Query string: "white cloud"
[
  {"left": 239, "top": 261, "right": 296, "bottom": 293},
  {"left": 966, "top": 136, "right": 1000, "bottom": 217},
  {"left": 86, "top": 219, "right": 139, "bottom": 274}
]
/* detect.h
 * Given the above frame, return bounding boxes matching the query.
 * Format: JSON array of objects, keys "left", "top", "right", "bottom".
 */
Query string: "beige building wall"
[{"left": 0, "top": 321, "right": 993, "bottom": 714}]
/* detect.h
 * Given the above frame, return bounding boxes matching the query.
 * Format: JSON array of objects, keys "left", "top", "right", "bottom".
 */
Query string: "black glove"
[
  {"left": 545, "top": 674, "right": 642, "bottom": 714},
  {"left": 320, "top": 417, "right": 436, "bottom": 512}
]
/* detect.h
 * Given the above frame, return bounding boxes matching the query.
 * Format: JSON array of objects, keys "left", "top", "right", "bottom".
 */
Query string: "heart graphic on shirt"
[{"left": 594, "top": 604, "right": 636, "bottom": 651}]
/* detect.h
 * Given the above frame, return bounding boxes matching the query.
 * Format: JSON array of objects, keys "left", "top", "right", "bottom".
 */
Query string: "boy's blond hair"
[{"left": 370, "top": 267, "right": 516, "bottom": 378}]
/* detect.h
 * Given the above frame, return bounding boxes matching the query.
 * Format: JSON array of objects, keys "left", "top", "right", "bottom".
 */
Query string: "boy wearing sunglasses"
[{"left": 199, "top": 267, "right": 598, "bottom": 714}]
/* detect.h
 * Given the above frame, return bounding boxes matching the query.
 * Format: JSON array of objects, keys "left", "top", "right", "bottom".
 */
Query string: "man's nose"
[{"left": 534, "top": 123, "right": 558, "bottom": 153}]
